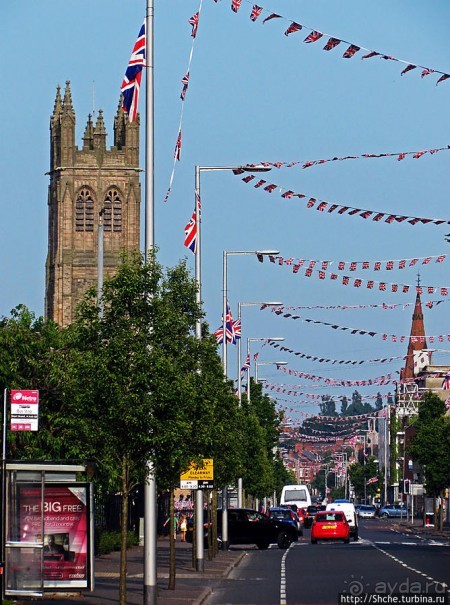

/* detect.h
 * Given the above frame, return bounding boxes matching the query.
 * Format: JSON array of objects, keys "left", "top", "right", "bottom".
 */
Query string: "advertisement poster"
[{"left": 18, "top": 483, "right": 90, "bottom": 589}]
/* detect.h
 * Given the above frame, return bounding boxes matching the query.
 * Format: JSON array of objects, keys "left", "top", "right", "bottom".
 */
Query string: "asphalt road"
[{"left": 204, "top": 519, "right": 450, "bottom": 605}]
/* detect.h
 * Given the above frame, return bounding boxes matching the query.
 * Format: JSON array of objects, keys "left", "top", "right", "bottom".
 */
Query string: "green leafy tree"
[
  {"left": 242, "top": 380, "right": 283, "bottom": 500},
  {"left": 348, "top": 456, "right": 379, "bottom": 503},
  {"left": 319, "top": 395, "right": 337, "bottom": 416},
  {"left": 0, "top": 305, "right": 66, "bottom": 459},
  {"left": 48, "top": 252, "right": 242, "bottom": 603},
  {"left": 408, "top": 391, "right": 450, "bottom": 530}
]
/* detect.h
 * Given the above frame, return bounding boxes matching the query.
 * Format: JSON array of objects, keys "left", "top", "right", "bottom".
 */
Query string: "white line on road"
[{"left": 280, "top": 542, "right": 296, "bottom": 605}]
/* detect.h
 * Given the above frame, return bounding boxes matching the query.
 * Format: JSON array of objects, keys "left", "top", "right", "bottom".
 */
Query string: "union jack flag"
[
  {"left": 250, "top": 5, "right": 262, "bottom": 21},
  {"left": 442, "top": 372, "right": 450, "bottom": 390},
  {"left": 240, "top": 353, "right": 251, "bottom": 377},
  {"left": 343, "top": 44, "right": 360, "bottom": 58},
  {"left": 183, "top": 210, "right": 197, "bottom": 254},
  {"left": 231, "top": 0, "right": 242, "bottom": 12},
  {"left": 214, "top": 301, "right": 237, "bottom": 345},
  {"left": 233, "top": 318, "right": 241, "bottom": 341},
  {"left": 285, "top": 22, "right": 302, "bottom": 36},
  {"left": 174, "top": 130, "right": 182, "bottom": 161},
  {"left": 323, "top": 37, "right": 341, "bottom": 51},
  {"left": 189, "top": 12, "right": 199, "bottom": 38},
  {"left": 180, "top": 72, "right": 190, "bottom": 101},
  {"left": 121, "top": 21, "right": 146, "bottom": 122},
  {"left": 304, "top": 30, "right": 323, "bottom": 43}
]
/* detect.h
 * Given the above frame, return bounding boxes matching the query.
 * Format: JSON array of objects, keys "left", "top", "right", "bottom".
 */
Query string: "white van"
[
  {"left": 280, "top": 484, "right": 312, "bottom": 510},
  {"left": 326, "top": 500, "right": 358, "bottom": 541}
]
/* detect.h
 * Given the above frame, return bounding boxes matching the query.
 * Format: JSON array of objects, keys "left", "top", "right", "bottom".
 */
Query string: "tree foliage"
[{"left": 408, "top": 392, "right": 450, "bottom": 497}]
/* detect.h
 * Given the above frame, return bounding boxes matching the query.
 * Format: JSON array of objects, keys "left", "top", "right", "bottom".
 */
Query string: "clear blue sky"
[{"left": 2, "top": 1, "right": 450, "bottom": 421}]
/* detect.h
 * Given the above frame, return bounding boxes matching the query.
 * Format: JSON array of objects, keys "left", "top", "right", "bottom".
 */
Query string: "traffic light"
[{"left": 403, "top": 479, "right": 410, "bottom": 494}]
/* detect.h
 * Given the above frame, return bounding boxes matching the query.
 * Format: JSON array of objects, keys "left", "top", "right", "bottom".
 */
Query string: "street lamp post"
[
  {"left": 255, "top": 361, "right": 288, "bottom": 384},
  {"left": 246, "top": 338, "right": 285, "bottom": 403},
  {"left": 221, "top": 251, "right": 279, "bottom": 550},
  {"left": 193, "top": 165, "right": 272, "bottom": 560},
  {"left": 222, "top": 251, "right": 279, "bottom": 376},
  {"left": 237, "top": 302, "right": 283, "bottom": 406},
  {"left": 235, "top": 301, "right": 282, "bottom": 508},
  {"left": 194, "top": 164, "right": 272, "bottom": 339}
]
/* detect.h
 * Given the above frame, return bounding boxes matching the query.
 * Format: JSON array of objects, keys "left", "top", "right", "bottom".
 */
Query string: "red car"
[{"left": 310, "top": 511, "right": 350, "bottom": 544}]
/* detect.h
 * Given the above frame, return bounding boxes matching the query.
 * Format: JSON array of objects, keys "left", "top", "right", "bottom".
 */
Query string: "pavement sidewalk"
[{"left": 14, "top": 538, "right": 245, "bottom": 605}]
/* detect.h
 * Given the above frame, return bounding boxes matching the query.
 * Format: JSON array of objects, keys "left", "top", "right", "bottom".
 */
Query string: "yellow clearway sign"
[{"left": 180, "top": 459, "right": 214, "bottom": 481}]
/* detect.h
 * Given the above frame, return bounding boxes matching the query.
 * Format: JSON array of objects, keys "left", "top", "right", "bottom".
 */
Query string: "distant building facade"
[{"left": 45, "top": 81, "right": 141, "bottom": 327}]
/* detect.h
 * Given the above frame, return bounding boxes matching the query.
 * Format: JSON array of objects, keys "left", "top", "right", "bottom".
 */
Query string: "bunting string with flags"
[
  {"left": 236, "top": 171, "right": 450, "bottom": 227},
  {"left": 214, "top": 0, "right": 450, "bottom": 85},
  {"left": 261, "top": 298, "right": 447, "bottom": 312},
  {"left": 255, "top": 258, "right": 450, "bottom": 296},
  {"left": 164, "top": 0, "right": 203, "bottom": 203},
  {"left": 256, "top": 253, "right": 447, "bottom": 273},
  {"left": 255, "top": 145, "right": 450, "bottom": 172},
  {"left": 260, "top": 305, "right": 450, "bottom": 342},
  {"left": 266, "top": 339, "right": 406, "bottom": 365},
  {"left": 274, "top": 367, "right": 393, "bottom": 387},
  {"left": 121, "top": 20, "right": 146, "bottom": 122}
]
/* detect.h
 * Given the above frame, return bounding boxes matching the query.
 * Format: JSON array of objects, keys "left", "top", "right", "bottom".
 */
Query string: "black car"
[
  {"left": 217, "top": 508, "right": 298, "bottom": 549},
  {"left": 188, "top": 508, "right": 299, "bottom": 549},
  {"left": 303, "top": 504, "right": 324, "bottom": 528}
]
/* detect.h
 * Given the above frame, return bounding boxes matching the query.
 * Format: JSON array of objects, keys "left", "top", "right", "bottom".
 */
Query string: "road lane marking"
[
  {"left": 280, "top": 541, "right": 296, "bottom": 605},
  {"left": 371, "top": 542, "right": 449, "bottom": 595}
]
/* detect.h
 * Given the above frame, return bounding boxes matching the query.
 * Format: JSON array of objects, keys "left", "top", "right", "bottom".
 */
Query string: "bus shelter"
[{"left": 1, "top": 462, "right": 94, "bottom": 599}]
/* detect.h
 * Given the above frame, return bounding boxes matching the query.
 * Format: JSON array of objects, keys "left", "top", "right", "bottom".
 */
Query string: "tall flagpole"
[{"left": 144, "top": 0, "right": 157, "bottom": 604}]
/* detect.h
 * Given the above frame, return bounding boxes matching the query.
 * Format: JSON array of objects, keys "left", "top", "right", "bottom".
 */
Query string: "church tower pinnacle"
[{"left": 400, "top": 288, "right": 428, "bottom": 382}]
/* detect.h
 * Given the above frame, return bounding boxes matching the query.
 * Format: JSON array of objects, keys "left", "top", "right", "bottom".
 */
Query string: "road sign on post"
[
  {"left": 180, "top": 460, "right": 214, "bottom": 490},
  {"left": 10, "top": 390, "right": 39, "bottom": 432}
]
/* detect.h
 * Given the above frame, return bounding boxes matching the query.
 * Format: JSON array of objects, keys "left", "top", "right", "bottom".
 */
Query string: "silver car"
[
  {"left": 357, "top": 505, "right": 376, "bottom": 518},
  {"left": 379, "top": 504, "right": 406, "bottom": 518}
]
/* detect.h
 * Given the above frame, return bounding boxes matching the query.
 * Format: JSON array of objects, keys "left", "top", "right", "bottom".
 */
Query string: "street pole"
[
  {"left": 384, "top": 403, "right": 389, "bottom": 505},
  {"left": 97, "top": 209, "right": 104, "bottom": 319},
  {"left": 193, "top": 167, "right": 204, "bottom": 571},
  {"left": 144, "top": 0, "right": 156, "bottom": 603}
]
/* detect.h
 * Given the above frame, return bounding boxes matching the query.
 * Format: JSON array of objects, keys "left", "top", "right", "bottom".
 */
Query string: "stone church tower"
[{"left": 45, "top": 81, "right": 141, "bottom": 327}]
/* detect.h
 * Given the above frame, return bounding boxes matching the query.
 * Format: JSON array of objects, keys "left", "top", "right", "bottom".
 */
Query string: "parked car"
[
  {"left": 267, "top": 507, "right": 303, "bottom": 536},
  {"left": 379, "top": 504, "right": 406, "bottom": 518},
  {"left": 188, "top": 508, "right": 299, "bottom": 550},
  {"left": 357, "top": 504, "right": 376, "bottom": 518},
  {"left": 218, "top": 508, "right": 298, "bottom": 549},
  {"left": 310, "top": 511, "right": 350, "bottom": 544}
]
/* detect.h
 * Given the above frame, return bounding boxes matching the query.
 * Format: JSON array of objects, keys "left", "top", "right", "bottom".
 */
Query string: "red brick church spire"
[{"left": 400, "top": 286, "right": 427, "bottom": 382}]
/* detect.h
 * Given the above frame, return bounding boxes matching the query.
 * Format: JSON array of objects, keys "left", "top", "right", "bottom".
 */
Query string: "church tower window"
[
  {"left": 103, "top": 189, "right": 122, "bottom": 232},
  {"left": 75, "top": 188, "right": 95, "bottom": 232}
]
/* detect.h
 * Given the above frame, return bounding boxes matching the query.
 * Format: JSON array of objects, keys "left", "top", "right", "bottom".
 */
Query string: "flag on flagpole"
[
  {"left": 366, "top": 476, "right": 378, "bottom": 485},
  {"left": 442, "top": 371, "right": 450, "bottom": 390},
  {"left": 121, "top": 21, "right": 146, "bottom": 122},
  {"left": 232, "top": 319, "right": 241, "bottom": 341},
  {"left": 240, "top": 353, "right": 251, "bottom": 378},
  {"left": 183, "top": 210, "right": 197, "bottom": 253},
  {"left": 214, "top": 300, "right": 237, "bottom": 344}
]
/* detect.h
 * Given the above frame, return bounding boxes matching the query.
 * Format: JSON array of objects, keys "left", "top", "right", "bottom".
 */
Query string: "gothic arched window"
[
  {"left": 75, "top": 188, "right": 95, "bottom": 232},
  {"left": 103, "top": 189, "right": 122, "bottom": 232}
]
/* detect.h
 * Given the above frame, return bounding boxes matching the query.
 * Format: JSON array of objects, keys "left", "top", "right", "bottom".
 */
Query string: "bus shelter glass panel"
[{"left": 5, "top": 545, "right": 42, "bottom": 593}]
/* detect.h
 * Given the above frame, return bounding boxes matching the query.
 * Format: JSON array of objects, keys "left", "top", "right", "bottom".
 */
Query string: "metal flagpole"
[
  {"left": 194, "top": 167, "right": 204, "bottom": 571},
  {"left": 144, "top": 0, "right": 157, "bottom": 603}
]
